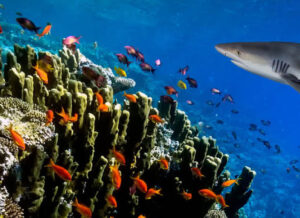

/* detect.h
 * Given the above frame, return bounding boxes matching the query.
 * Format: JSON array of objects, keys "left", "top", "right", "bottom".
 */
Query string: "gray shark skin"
[{"left": 215, "top": 42, "right": 300, "bottom": 92}]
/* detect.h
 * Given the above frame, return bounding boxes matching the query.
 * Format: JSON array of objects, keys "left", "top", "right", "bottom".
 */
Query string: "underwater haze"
[{"left": 1, "top": 0, "right": 300, "bottom": 217}]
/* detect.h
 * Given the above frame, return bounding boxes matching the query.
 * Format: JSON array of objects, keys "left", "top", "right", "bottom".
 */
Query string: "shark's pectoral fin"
[{"left": 281, "top": 73, "right": 300, "bottom": 92}]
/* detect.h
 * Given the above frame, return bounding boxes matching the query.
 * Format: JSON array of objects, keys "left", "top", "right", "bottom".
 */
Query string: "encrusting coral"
[{"left": 0, "top": 44, "right": 255, "bottom": 218}]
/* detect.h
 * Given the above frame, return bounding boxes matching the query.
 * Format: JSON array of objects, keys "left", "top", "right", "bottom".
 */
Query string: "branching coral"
[{"left": 0, "top": 44, "right": 255, "bottom": 218}]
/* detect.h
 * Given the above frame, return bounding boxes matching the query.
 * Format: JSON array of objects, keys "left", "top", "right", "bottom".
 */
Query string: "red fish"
[
  {"left": 0, "top": 24, "right": 2, "bottom": 34},
  {"left": 123, "top": 92, "right": 137, "bottom": 103},
  {"left": 16, "top": 17, "right": 41, "bottom": 33},
  {"left": 69, "top": 113, "right": 78, "bottom": 123},
  {"left": 164, "top": 86, "right": 178, "bottom": 96},
  {"left": 145, "top": 188, "right": 162, "bottom": 200},
  {"left": 211, "top": 88, "right": 221, "bottom": 95},
  {"left": 73, "top": 197, "right": 92, "bottom": 218},
  {"left": 222, "top": 94, "right": 234, "bottom": 103},
  {"left": 181, "top": 191, "right": 192, "bottom": 200},
  {"left": 46, "top": 109, "right": 54, "bottom": 126},
  {"left": 124, "top": 45, "right": 138, "bottom": 58},
  {"left": 149, "top": 115, "right": 164, "bottom": 124},
  {"left": 131, "top": 175, "right": 148, "bottom": 193},
  {"left": 186, "top": 100, "right": 194, "bottom": 105},
  {"left": 32, "top": 65, "right": 48, "bottom": 84},
  {"left": 116, "top": 53, "right": 131, "bottom": 67},
  {"left": 56, "top": 107, "right": 69, "bottom": 125},
  {"left": 186, "top": 76, "right": 198, "bottom": 88},
  {"left": 139, "top": 63, "right": 155, "bottom": 73},
  {"left": 216, "top": 195, "right": 229, "bottom": 208},
  {"left": 222, "top": 179, "right": 240, "bottom": 188},
  {"left": 107, "top": 195, "right": 117, "bottom": 208},
  {"left": 45, "top": 159, "right": 72, "bottom": 181},
  {"left": 198, "top": 189, "right": 217, "bottom": 200},
  {"left": 7, "top": 124, "right": 25, "bottom": 150},
  {"left": 191, "top": 167, "right": 205, "bottom": 179},
  {"left": 158, "top": 158, "right": 168, "bottom": 170},
  {"left": 155, "top": 59, "right": 161, "bottom": 66},
  {"left": 111, "top": 147, "right": 126, "bottom": 165},
  {"left": 95, "top": 92, "right": 109, "bottom": 112},
  {"left": 179, "top": 65, "right": 189, "bottom": 75},
  {"left": 36, "top": 24, "right": 51, "bottom": 38},
  {"left": 63, "top": 36, "right": 81, "bottom": 46},
  {"left": 110, "top": 164, "right": 121, "bottom": 190}
]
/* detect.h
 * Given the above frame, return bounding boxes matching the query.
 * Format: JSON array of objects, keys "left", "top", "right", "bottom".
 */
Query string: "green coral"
[{"left": 0, "top": 44, "right": 255, "bottom": 218}]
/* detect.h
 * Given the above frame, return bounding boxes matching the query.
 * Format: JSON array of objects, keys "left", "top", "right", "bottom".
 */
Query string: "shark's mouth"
[{"left": 230, "top": 59, "right": 248, "bottom": 69}]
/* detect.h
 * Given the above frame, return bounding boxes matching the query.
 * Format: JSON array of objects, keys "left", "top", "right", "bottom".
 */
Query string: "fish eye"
[{"left": 236, "top": 50, "right": 241, "bottom": 56}]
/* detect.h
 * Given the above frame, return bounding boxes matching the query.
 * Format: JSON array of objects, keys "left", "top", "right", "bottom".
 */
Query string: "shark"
[{"left": 215, "top": 42, "right": 300, "bottom": 92}]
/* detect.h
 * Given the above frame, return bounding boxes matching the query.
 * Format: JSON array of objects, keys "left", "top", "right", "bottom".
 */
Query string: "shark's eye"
[{"left": 236, "top": 50, "right": 241, "bottom": 56}]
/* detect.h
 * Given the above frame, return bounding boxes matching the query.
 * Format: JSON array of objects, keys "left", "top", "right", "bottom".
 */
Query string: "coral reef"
[
  {"left": 0, "top": 44, "right": 255, "bottom": 218},
  {"left": 224, "top": 166, "right": 256, "bottom": 218}
]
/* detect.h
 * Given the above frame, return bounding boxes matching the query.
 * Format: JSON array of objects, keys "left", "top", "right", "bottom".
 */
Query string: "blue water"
[{"left": 2, "top": 0, "right": 300, "bottom": 217}]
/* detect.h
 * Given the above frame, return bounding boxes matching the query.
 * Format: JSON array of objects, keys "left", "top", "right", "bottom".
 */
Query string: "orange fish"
[
  {"left": 181, "top": 191, "right": 192, "bottom": 200},
  {"left": 95, "top": 92, "right": 109, "bottom": 112},
  {"left": 123, "top": 92, "right": 137, "bottom": 103},
  {"left": 191, "top": 167, "right": 205, "bottom": 179},
  {"left": 111, "top": 147, "right": 126, "bottom": 165},
  {"left": 45, "top": 159, "right": 72, "bottom": 181},
  {"left": 73, "top": 197, "right": 92, "bottom": 218},
  {"left": 138, "top": 215, "right": 146, "bottom": 218},
  {"left": 198, "top": 189, "right": 217, "bottom": 200},
  {"left": 131, "top": 175, "right": 148, "bottom": 193},
  {"left": 95, "top": 92, "right": 104, "bottom": 105},
  {"left": 69, "top": 113, "right": 78, "bottom": 123},
  {"left": 7, "top": 124, "right": 25, "bottom": 150},
  {"left": 110, "top": 164, "right": 121, "bottom": 190},
  {"left": 106, "top": 195, "right": 117, "bottom": 208},
  {"left": 56, "top": 107, "right": 70, "bottom": 125},
  {"left": 149, "top": 115, "right": 164, "bottom": 124},
  {"left": 164, "top": 86, "right": 178, "bottom": 96},
  {"left": 158, "top": 158, "right": 168, "bottom": 170},
  {"left": 145, "top": 188, "right": 162, "bottom": 200},
  {"left": 46, "top": 109, "right": 54, "bottom": 126},
  {"left": 216, "top": 195, "right": 229, "bottom": 208},
  {"left": 32, "top": 65, "right": 48, "bottom": 84},
  {"left": 36, "top": 24, "right": 52, "bottom": 39},
  {"left": 222, "top": 179, "right": 240, "bottom": 188}
]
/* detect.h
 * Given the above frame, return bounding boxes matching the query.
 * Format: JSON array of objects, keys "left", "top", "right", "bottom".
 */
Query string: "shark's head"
[
  {"left": 215, "top": 43, "right": 271, "bottom": 71},
  {"left": 215, "top": 42, "right": 287, "bottom": 83}
]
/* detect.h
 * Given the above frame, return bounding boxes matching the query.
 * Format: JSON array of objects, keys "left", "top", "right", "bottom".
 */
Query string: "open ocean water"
[{"left": 1, "top": 0, "right": 300, "bottom": 217}]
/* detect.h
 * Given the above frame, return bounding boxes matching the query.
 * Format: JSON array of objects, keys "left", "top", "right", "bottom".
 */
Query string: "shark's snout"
[{"left": 215, "top": 44, "right": 228, "bottom": 56}]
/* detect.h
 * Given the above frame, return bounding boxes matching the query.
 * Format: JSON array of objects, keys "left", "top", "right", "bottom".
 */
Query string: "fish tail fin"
[
  {"left": 127, "top": 61, "right": 132, "bottom": 67},
  {"left": 44, "top": 159, "right": 54, "bottom": 168},
  {"left": 77, "top": 36, "right": 82, "bottom": 41},
  {"left": 158, "top": 189, "right": 163, "bottom": 196},
  {"left": 6, "top": 123, "right": 13, "bottom": 131},
  {"left": 151, "top": 69, "right": 155, "bottom": 74},
  {"left": 72, "top": 197, "right": 78, "bottom": 207}
]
